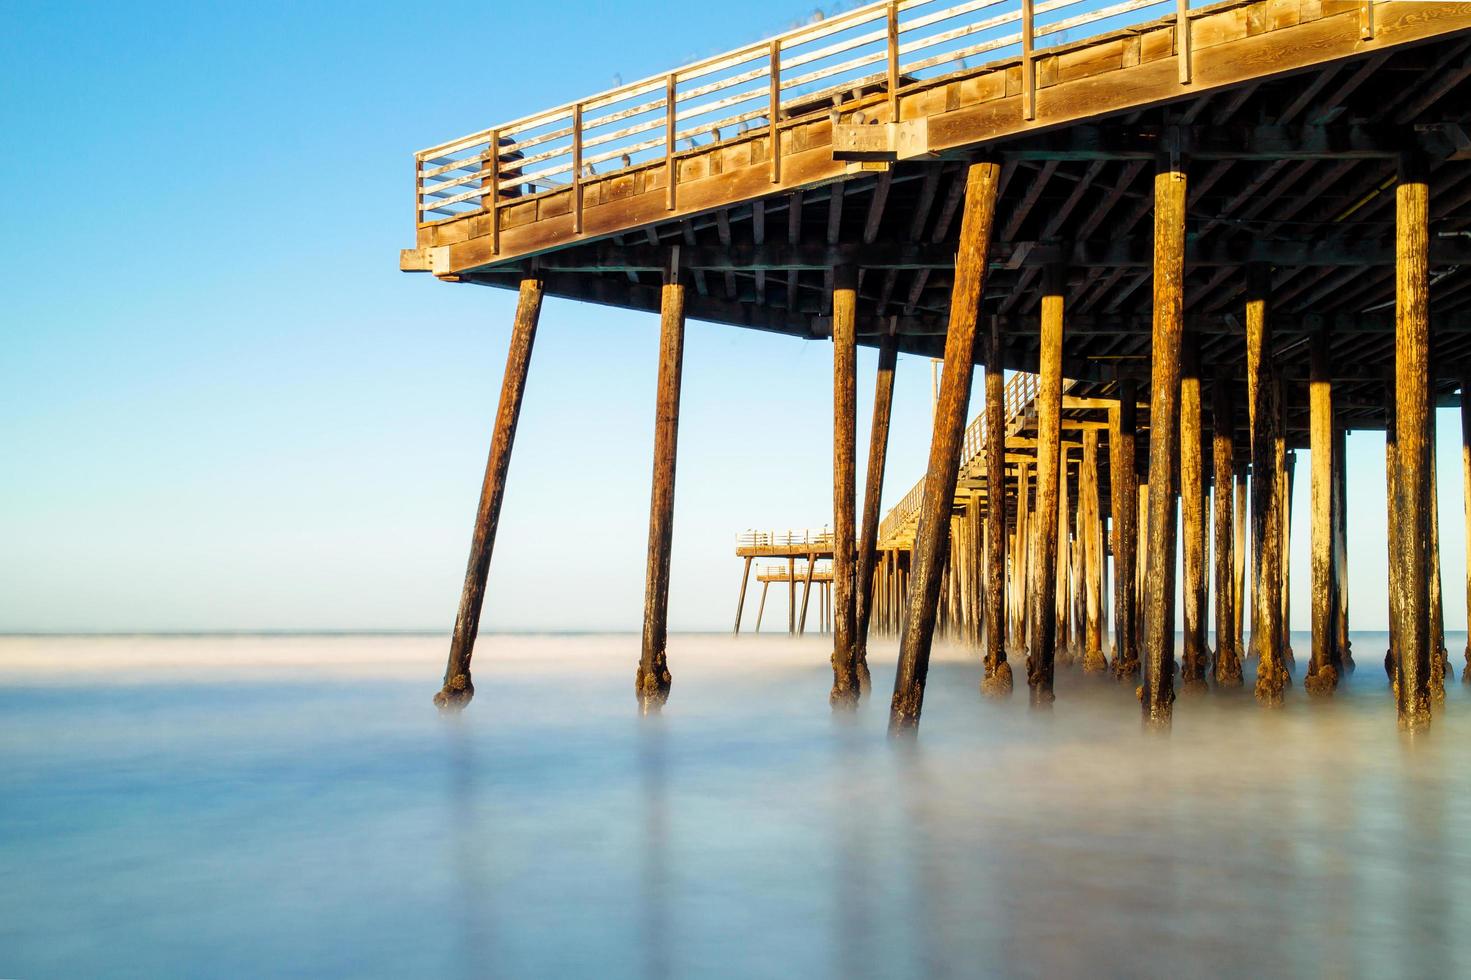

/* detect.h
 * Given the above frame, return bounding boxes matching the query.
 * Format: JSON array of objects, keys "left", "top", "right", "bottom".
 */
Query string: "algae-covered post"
[{"left": 1247, "top": 265, "right": 1288, "bottom": 704}]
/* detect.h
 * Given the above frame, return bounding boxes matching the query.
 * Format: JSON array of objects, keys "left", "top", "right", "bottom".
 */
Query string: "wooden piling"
[
  {"left": 1212, "top": 379, "right": 1242, "bottom": 685},
  {"left": 733, "top": 556, "right": 753, "bottom": 635},
  {"left": 1429, "top": 418, "right": 1447, "bottom": 702},
  {"left": 890, "top": 160, "right": 1001, "bottom": 733},
  {"left": 1306, "top": 329, "right": 1338, "bottom": 694},
  {"left": 983, "top": 318, "right": 1011, "bottom": 694},
  {"left": 855, "top": 333, "right": 898, "bottom": 693},
  {"left": 1233, "top": 468, "right": 1247, "bottom": 657},
  {"left": 1081, "top": 429, "right": 1107, "bottom": 672},
  {"left": 756, "top": 580, "right": 769, "bottom": 632},
  {"left": 830, "top": 266, "right": 861, "bottom": 707},
  {"left": 635, "top": 270, "right": 687, "bottom": 713},
  {"left": 1110, "top": 380, "right": 1139, "bottom": 679},
  {"left": 436, "top": 276, "right": 544, "bottom": 710},
  {"left": 1247, "top": 265, "right": 1288, "bottom": 704},
  {"left": 1392, "top": 165, "right": 1432, "bottom": 730},
  {"left": 1141, "top": 161, "right": 1186, "bottom": 725},
  {"left": 1180, "top": 334, "right": 1208, "bottom": 690},
  {"left": 1385, "top": 373, "right": 1402, "bottom": 686},
  {"left": 1028, "top": 267, "right": 1065, "bottom": 703},
  {"left": 789, "top": 556, "right": 796, "bottom": 635},
  {"left": 1332, "top": 420, "right": 1354, "bottom": 674},
  {"left": 1281, "top": 450, "right": 1295, "bottom": 671},
  {"left": 798, "top": 555, "right": 816, "bottom": 635},
  {"left": 1463, "top": 376, "right": 1471, "bottom": 682}
]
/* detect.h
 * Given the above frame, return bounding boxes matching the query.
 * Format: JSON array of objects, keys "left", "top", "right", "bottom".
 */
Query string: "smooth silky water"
[{"left": 4, "top": 632, "right": 1471, "bottom": 978}]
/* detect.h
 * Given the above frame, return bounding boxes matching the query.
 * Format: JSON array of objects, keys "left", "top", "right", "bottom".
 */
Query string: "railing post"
[
  {"left": 415, "top": 154, "right": 424, "bottom": 227},
  {"left": 769, "top": 39, "right": 782, "bottom": 184},
  {"left": 489, "top": 129, "right": 501, "bottom": 254},
  {"left": 1022, "top": 0, "right": 1036, "bottom": 121},
  {"left": 1361, "top": 0, "right": 1374, "bottom": 39},
  {"left": 887, "top": 2, "right": 900, "bottom": 122},
  {"left": 665, "top": 74, "right": 677, "bottom": 211},
  {"left": 571, "top": 103, "right": 584, "bottom": 234},
  {"left": 1177, "top": 0, "right": 1192, "bottom": 84}
]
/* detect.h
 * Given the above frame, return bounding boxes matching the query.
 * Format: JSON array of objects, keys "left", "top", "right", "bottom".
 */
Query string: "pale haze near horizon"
[{"left": 2, "top": 0, "right": 1465, "bottom": 635}]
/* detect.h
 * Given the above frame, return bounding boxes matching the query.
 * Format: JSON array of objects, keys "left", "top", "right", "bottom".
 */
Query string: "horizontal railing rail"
[{"left": 415, "top": 0, "right": 1213, "bottom": 234}]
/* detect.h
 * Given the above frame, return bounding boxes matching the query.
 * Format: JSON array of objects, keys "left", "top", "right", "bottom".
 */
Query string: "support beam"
[
  {"left": 1212, "top": 378, "right": 1242, "bottom": 685},
  {"left": 436, "top": 277, "right": 544, "bottom": 709},
  {"left": 1234, "top": 467, "right": 1247, "bottom": 660},
  {"left": 1247, "top": 265, "right": 1289, "bottom": 704},
  {"left": 1180, "top": 334, "right": 1209, "bottom": 690},
  {"left": 635, "top": 269, "right": 686, "bottom": 713},
  {"left": 1027, "top": 266, "right": 1065, "bottom": 703},
  {"left": 756, "top": 581, "right": 769, "bottom": 632},
  {"left": 1392, "top": 164, "right": 1433, "bottom": 730},
  {"left": 1141, "top": 160, "right": 1185, "bottom": 726},
  {"left": 1110, "top": 380, "right": 1140, "bottom": 679},
  {"left": 982, "top": 316, "right": 1012, "bottom": 694},
  {"left": 1306, "top": 329, "right": 1338, "bottom": 694},
  {"left": 891, "top": 160, "right": 1001, "bottom": 733},
  {"left": 855, "top": 332, "right": 898, "bottom": 695},
  {"left": 1332, "top": 420, "right": 1354, "bottom": 674},
  {"left": 831, "top": 267, "right": 861, "bottom": 707},
  {"left": 733, "top": 556, "right": 753, "bottom": 635}
]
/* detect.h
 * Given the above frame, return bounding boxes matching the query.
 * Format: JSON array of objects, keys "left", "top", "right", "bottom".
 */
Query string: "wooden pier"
[{"left": 404, "top": 0, "right": 1471, "bottom": 731}]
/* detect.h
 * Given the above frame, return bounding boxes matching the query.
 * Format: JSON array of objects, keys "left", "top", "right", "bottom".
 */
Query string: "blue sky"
[{"left": 1, "top": 0, "right": 1465, "bottom": 634}]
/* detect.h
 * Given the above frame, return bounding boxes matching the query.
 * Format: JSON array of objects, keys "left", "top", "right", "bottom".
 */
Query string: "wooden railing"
[
  {"left": 739, "top": 528, "right": 835, "bottom": 549},
  {"left": 415, "top": 0, "right": 1201, "bottom": 232},
  {"left": 877, "top": 371, "right": 1042, "bottom": 545}
]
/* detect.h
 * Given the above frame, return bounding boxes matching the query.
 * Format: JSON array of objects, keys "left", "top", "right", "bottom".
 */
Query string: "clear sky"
[{"left": 1, "top": 0, "right": 1465, "bottom": 634}]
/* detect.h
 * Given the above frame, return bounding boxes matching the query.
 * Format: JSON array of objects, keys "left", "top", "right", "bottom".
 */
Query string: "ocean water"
[{"left": 3, "top": 631, "right": 1471, "bottom": 979}]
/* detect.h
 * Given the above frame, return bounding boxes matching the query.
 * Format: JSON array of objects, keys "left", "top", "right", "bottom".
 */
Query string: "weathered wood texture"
[
  {"left": 1180, "top": 335, "right": 1208, "bottom": 690},
  {"left": 891, "top": 161, "right": 1001, "bottom": 732},
  {"left": 1081, "top": 428, "right": 1107, "bottom": 672},
  {"left": 436, "top": 277, "right": 544, "bottom": 709},
  {"left": 733, "top": 556, "right": 753, "bottom": 634},
  {"left": 854, "top": 332, "right": 898, "bottom": 692},
  {"left": 1110, "top": 379, "right": 1139, "bottom": 679},
  {"left": 1306, "top": 329, "right": 1338, "bottom": 694},
  {"left": 636, "top": 275, "right": 686, "bottom": 712},
  {"left": 1247, "top": 265, "right": 1289, "bottom": 704},
  {"left": 983, "top": 320, "right": 1012, "bottom": 694},
  {"left": 1027, "top": 270, "right": 1065, "bottom": 701},
  {"left": 830, "top": 271, "right": 860, "bottom": 706},
  {"left": 1141, "top": 164, "right": 1185, "bottom": 725},
  {"left": 1212, "top": 379, "right": 1242, "bottom": 685},
  {"left": 1392, "top": 171, "right": 1432, "bottom": 729}
]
